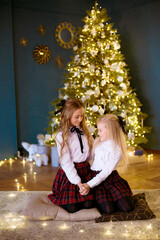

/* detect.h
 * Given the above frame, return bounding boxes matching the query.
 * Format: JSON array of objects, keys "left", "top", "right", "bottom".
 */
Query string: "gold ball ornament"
[
  {"left": 55, "top": 22, "right": 77, "bottom": 49},
  {"left": 33, "top": 44, "right": 51, "bottom": 64},
  {"left": 20, "top": 37, "right": 28, "bottom": 46}
]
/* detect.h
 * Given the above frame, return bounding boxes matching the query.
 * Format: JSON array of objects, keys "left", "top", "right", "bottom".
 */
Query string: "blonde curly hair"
[
  {"left": 57, "top": 98, "right": 93, "bottom": 159},
  {"left": 95, "top": 114, "right": 128, "bottom": 169}
]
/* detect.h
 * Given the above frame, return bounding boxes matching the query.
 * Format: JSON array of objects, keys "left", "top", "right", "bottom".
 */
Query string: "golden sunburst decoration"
[
  {"left": 33, "top": 44, "right": 51, "bottom": 64},
  {"left": 55, "top": 22, "right": 77, "bottom": 49}
]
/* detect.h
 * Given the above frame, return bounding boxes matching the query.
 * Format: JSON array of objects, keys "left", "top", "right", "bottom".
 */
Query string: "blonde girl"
[
  {"left": 80, "top": 114, "right": 133, "bottom": 214},
  {"left": 48, "top": 98, "right": 94, "bottom": 213}
]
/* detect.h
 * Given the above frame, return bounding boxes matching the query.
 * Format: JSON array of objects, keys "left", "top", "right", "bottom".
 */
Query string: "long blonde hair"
[
  {"left": 57, "top": 98, "right": 93, "bottom": 159},
  {"left": 95, "top": 114, "right": 128, "bottom": 169}
]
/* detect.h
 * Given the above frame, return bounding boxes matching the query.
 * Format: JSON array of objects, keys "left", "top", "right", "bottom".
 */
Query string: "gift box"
[
  {"left": 134, "top": 149, "right": 143, "bottom": 156},
  {"left": 51, "top": 146, "right": 59, "bottom": 167},
  {"left": 37, "top": 145, "right": 50, "bottom": 155}
]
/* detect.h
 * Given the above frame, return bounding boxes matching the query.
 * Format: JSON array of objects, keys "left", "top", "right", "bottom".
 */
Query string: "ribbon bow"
[
  {"left": 117, "top": 116, "right": 127, "bottom": 134},
  {"left": 70, "top": 127, "right": 84, "bottom": 153}
]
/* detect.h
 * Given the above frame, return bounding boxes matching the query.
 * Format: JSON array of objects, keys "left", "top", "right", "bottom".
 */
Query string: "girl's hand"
[
  {"left": 79, "top": 183, "right": 90, "bottom": 195},
  {"left": 77, "top": 182, "right": 83, "bottom": 189},
  {"left": 77, "top": 182, "right": 87, "bottom": 194}
]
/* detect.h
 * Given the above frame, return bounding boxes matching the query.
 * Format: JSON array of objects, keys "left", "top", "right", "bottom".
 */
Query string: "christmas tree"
[{"left": 47, "top": 1, "right": 150, "bottom": 147}]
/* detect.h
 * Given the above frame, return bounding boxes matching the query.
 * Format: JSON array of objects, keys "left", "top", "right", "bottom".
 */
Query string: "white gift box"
[{"left": 51, "top": 146, "right": 59, "bottom": 167}]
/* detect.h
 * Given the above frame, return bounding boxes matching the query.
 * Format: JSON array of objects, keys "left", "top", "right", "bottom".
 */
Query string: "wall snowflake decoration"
[
  {"left": 55, "top": 22, "right": 77, "bottom": 49},
  {"left": 33, "top": 44, "right": 51, "bottom": 64}
]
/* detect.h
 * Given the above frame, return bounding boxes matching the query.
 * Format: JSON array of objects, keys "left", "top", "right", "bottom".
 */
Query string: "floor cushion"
[
  {"left": 95, "top": 193, "right": 156, "bottom": 223},
  {"left": 20, "top": 193, "right": 101, "bottom": 221}
]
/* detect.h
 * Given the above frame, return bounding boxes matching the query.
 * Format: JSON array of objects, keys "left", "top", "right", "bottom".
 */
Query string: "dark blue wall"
[
  {"left": 0, "top": 0, "right": 160, "bottom": 160},
  {"left": 0, "top": 0, "right": 17, "bottom": 159}
]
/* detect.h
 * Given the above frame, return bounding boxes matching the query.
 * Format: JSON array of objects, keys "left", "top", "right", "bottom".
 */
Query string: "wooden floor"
[{"left": 0, "top": 149, "right": 160, "bottom": 191}]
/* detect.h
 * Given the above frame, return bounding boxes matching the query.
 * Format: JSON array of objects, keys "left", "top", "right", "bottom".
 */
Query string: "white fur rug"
[{"left": 0, "top": 190, "right": 160, "bottom": 240}]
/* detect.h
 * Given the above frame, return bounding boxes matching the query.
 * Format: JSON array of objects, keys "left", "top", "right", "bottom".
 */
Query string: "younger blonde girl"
[{"left": 80, "top": 114, "right": 133, "bottom": 214}]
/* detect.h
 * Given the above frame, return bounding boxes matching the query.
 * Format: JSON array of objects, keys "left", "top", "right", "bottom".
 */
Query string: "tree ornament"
[
  {"left": 113, "top": 41, "right": 120, "bottom": 50},
  {"left": 91, "top": 27, "right": 96, "bottom": 36},
  {"left": 81, "top": 96, "right": 86, "bottom": 102},
  {"left": 86, "top": 89, "right": 93, "bottom": 96},
  {"left": 109, "top": 103, "right": 117, "bottom": 111},
  {"left": 104, "top": 57, "right": 109, "bottom": 65},
  {"left": 105, "top": 44, "right": 110, "bottom": 49},
  {"left": 117, "top": 76, "right": 123, "bottom": 82},
  {"left": 85, "top": 94, "right": 90, "bottom": 99},
  {"left": 128, "top": 132, "right": 135, "bottom": 140},
  {"left": 101, "top": 80, "right": 106, "bottom": 86},
  {"left": 59, "top": 90, "right": 63, "bottom": 99},
  {"left": 94, "top": 88, "right": 100, "bottom": 97},
  {"left": 64, "top": 95, "right": 68, "bottom": 100},
  {"left": 120, "top": 83, "right": 127, "bottom": 89},
  {"left": 95, "top": 69, "right": 100, "bottom": 75},
  {"left": 73, "top": 45, "right": 78, "bottom": 51},
  {"left": 92, "top": 105, "right": 99, "bottom": 112},
  {"left": 121, "top": 112, "right": 126, "bottom": 118},
  {"left": 101, "top": 98, "right": 106, "bottom": 103},
  {"left": 117, "top": 90, "right": 124, "bottom": 97},
  {"left": 84, "top": 78, "right": 89, "bottom": 84},
  {"left": 99, "top": 108, "right": 104, "bottom": 115},
  {"left": 88, "top": 125, "right": 95, "bottom": 133},
  {"left": 82, "top": 82, "right": 86, "bottom": 88},
  {"left": 90, "top": 49, "right": 98, "bottom": 57},
  {"left": 89, "top": 64, "right": 95, "bottom": 72},
  {"left": 84, "top": 25, "right": 88, "bottom": 31},
  {"left": 111, "top": 63, "right": 120, "bottom": 71},
  {"left": 100, "top": 23, "right": 104, "bottom": 28},
  {"left": 75, "top": 55, "right": 79, "bottom": 61}
]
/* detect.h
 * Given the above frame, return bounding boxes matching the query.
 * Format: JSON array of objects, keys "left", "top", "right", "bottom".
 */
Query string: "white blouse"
[
  {"left": 56, "top": 130, "right": 90, "bottom": 185},
  {"left": 87, "top": 140, "right": 121, "bottom": 188}
]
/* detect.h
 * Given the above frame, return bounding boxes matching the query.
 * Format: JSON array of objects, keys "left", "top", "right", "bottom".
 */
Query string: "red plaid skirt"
[
  {"left": 48, "top": 160, "right": 95, "bottom": 205},
  {"left": 86, "top": 170, "right": 132, "bottom": 204}
]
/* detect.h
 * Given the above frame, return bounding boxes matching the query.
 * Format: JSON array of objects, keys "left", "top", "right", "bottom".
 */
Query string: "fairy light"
[
  {"left": 146, "top": 224, "right": 152, "bottom": 230},
  {"left": 9, "top": 158, "right": 13, "bottom": 168},
  {"left": 30, "top": 165, "right": 33, "bottom": 174},
  {"left": 11, "top": 225, "right": 16, "bottom": 229},
  {"left": 22, "top": 159, "right": 26, "bottom": 168},
  {"left": 33, "top": 172, "right": 37, "bottom": 180},
  {"left": 17, "top": 182, "right": 20, "bottom": 191},
  {"left": 147, "top": 154, "right": 153, "bottom": 162},
  {"left": 8, "top": 193, "right": 16, "bottom": 198},
  {"left": 59, "top": 223, "right": 69, "bottom": 230},
  {"left": 42, "top": 222, "right": 47, "bottom": 227},
  {"left": 105, "top": 229, "right": 112, "bottom": 236}
]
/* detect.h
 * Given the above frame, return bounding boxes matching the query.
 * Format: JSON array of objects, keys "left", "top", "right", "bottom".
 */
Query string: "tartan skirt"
[
  {"left": 48, "top": 160, "right": 95, "bottom": 205},
  {"left": 86, "top": 170, "right": 132, "bottom": 204}
]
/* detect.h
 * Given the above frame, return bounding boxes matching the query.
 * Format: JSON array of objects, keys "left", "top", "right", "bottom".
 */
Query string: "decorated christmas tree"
[{"left": 47, "top": 1, "right": 150, "bottom": 147}]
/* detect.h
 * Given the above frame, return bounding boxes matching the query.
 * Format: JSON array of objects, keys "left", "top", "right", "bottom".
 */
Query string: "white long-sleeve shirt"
[
  {"left": 56, "top": 130, "right": 90, "bottom": 185},
  {"left": 87, "top": 140, "right": 121, "bottom": 188}
]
